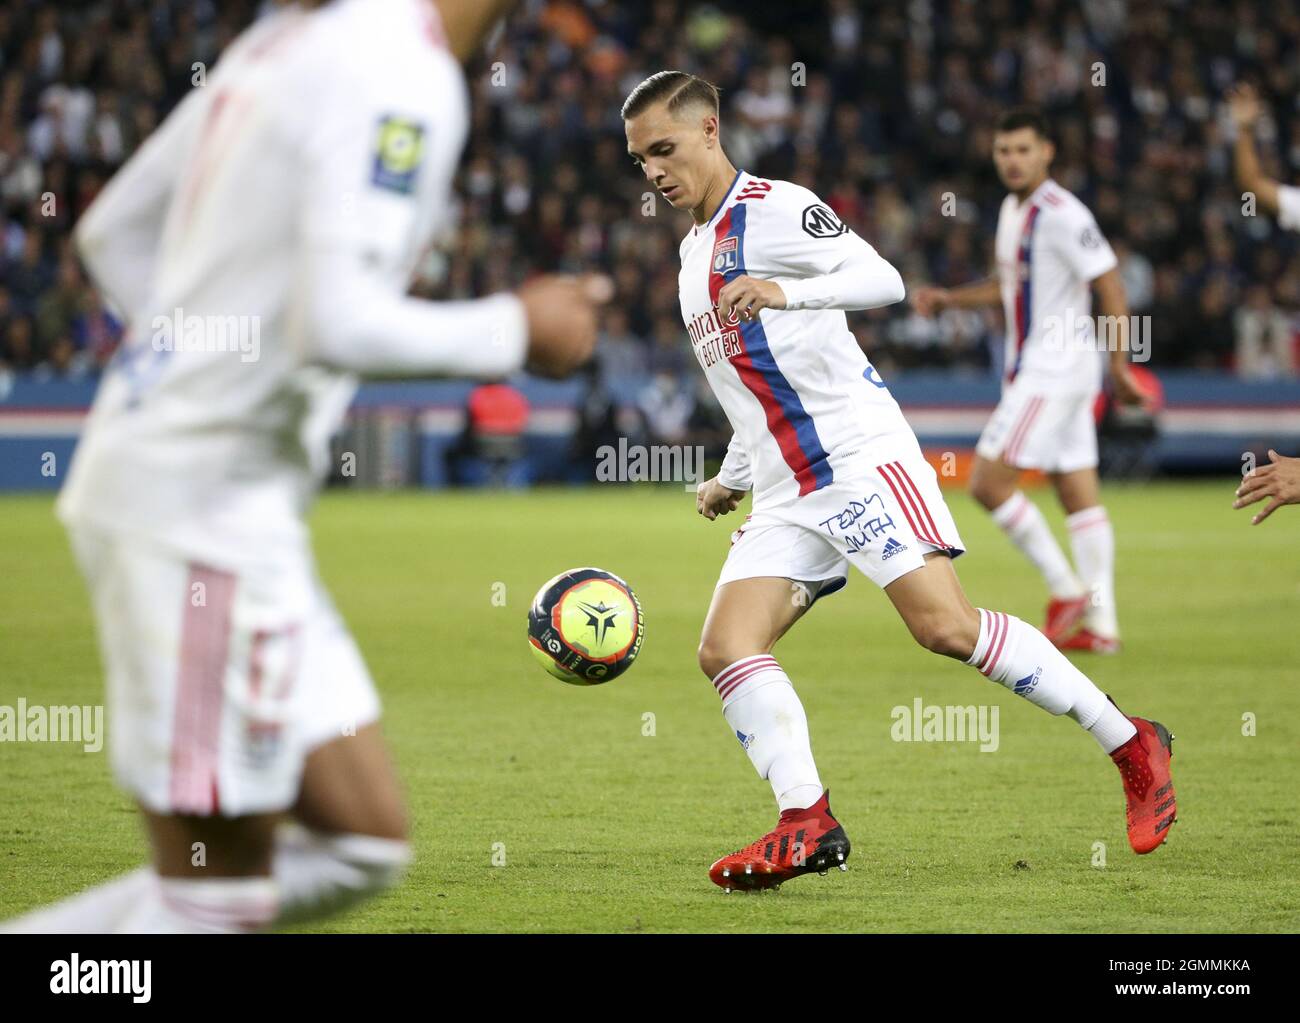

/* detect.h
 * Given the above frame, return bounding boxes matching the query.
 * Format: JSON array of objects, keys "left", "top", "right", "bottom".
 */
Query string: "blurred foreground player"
[
  {"left": 623, "top": 74, "right": 1176, "bottom": 893},
  {"left": 5, "top": 0, "right": 605, "bottom": 933},
  {"left": 913, "top": 109, "right": 1150, "bottom": 655}
]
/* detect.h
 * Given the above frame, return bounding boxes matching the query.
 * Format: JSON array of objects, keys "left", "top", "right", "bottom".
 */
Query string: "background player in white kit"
[
  {"left": 623, "top": 74, "right": 1177, "bottom": 892},
  {"left": 913, "top": 109, "right": 1150, "bottom": 655},
  {"left": 5, "top": 0, "right": 607, "bottom": 933}
]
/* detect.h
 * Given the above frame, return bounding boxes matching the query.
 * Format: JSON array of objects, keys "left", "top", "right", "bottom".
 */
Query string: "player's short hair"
[
  {"left": 996, "top": 107, "right": 1051, "bottom": 140},
  {"left": 621, "top": 71, "right": 720, "bottom": 121}
]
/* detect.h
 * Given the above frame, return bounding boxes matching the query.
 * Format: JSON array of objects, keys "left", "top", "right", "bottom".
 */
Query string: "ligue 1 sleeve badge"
[{"left": 371, "top": 114, "right": 426, "bottom": 195}]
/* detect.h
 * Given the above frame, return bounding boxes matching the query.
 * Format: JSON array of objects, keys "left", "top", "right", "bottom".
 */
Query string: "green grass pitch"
[{"left": 1, "top": 481, "right": 1296, "bottom": 932}]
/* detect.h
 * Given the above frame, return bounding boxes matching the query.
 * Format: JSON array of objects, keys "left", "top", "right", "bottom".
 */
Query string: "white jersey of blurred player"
[
  {"left": 57, "top": 0, "right": 527, "bottom": 822},
  {"left": 1278, "top": 184, "right": 1300, "bottom": 232},
  {"left": 678, "top": 171, "right": 964, "bottom": 593},
  {"left": 976, "top": 178, "right": 1117, "bottom": 472}
]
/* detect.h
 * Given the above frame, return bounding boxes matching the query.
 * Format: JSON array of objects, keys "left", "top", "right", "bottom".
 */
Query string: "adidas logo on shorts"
[{"left": 881, "top": 537, "right": 908, "bottom": 561}]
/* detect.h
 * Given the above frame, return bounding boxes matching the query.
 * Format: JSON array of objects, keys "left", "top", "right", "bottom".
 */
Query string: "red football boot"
[
  {"left": 1110, "top": 715, "right": 1177, "bottom": 854},
  {"left": 708, "top": 789, "right": 850, "bottom": 892},
  {"left": 1059, "top": 628, "right": 1120, "bottom": 654},
  {"left": 1044, "top": 595, "right": 1089, "bottom": 644}
]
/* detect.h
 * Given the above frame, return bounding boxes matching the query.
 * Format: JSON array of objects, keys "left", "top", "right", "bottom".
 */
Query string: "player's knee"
[
  {"left": 910, "top": 614, "right": 976, "bottom": 660},
  {"left": 697, "top": 637, "right": 760, "bottom": 681},
  {"left": 697, "top": 639, "right": 728, "bottom": 680},
  {"left": 968, "top": 475, "right": 1002, "bottom": 511}
]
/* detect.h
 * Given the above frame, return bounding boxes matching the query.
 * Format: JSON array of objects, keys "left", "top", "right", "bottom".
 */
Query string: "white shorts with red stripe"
[
  {"left": 67, "top": 525, "right": 381, "bottom": 817},
  {"left": 975, "top": 381, "right": 1099, "bottom": 473},
  {"left": 717, "top": 443, "right": 965, "bottom": 593}
]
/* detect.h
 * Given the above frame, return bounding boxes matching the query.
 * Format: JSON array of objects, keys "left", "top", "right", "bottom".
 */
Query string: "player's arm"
[
  {"left": 911, "top": 277, "right": 1001, "bottom": 318},
  {"left": 717, "top": 433, "right": 752, "bottom": 491},
  {"left": 304, "top": 249, "right": 603, "bottom": 380},
  {"left": 299, "top": 91, "right": 602, "bottom": 380},
  {"left": 1229, "top": 83, "right": 1300, "bottom": 231},
  {"left": 762, "top": 239, "right": 904, "bottom": 314},
  {"left": 697, "top": 435, "right": 749, "bottom": 521},
  {"left": 714, "top": 190, "right": 904, "bottom": 322},
  {"left": 1048, "top": 206, "right": 1149, "bottom": 408},
  {"left": 1091, "top": 267, "right": 1148, "bottom": 409},
  {"left": 74, "top": 85, "right": 208, "bottom": 318},
  {"left": 436, "top": 0, "right": 517, "bottom": 62},
  {"left": 1228, "top": 83, "right": 1282, "bottom": 217},
  {"left": 697, "top": 478, "right": 746, "bottom": 520},
  {"left": 1234, "top": 449, "right": 1300, "bottom": 524},
  {"left": 715, "top": 242, "right": 904, "bottom": 322}
]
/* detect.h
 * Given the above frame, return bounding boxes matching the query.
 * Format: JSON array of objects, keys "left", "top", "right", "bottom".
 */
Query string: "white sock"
[
  {"left": 1067, "top": 506, "right": 1119, "bottom": 638},
  {"left": 0, "top": 867, "right": 153, "bottom": 933},
  {"left": 991, "top": 492, "right": 1084, "bottom": 599},
  {"left": 3, "top": 825, "right": 409, "bottom": 933},
  {"left": 272, "top": 824, "right": 412, "bottom": 925},
  {"left": 967, "top": 609, "right": 1136, "bottom": 752},
  {"left": 115, "top": 875, "right": 279, "bottom": 933},
  {"left": 714, "top": 655, "right": 822, "bottom": 811},
  {"left": 1088, "top": 699, "right": 1140, "bottom": 753}
]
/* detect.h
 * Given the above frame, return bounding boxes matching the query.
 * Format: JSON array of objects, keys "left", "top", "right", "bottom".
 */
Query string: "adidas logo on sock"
[
  {"left": 881, "top": 537, "right": 908, "bottom": 560},
  {"left": 1013, "top": 666, "right": 1042, "bottom": 696}
]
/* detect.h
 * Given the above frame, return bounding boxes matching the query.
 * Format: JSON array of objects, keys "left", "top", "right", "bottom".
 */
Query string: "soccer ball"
[{"left": 527, "top": 567, "right": 644, "bottom": 686}]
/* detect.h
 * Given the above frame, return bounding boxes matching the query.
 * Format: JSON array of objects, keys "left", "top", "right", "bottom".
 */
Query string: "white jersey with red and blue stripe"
[
  {"left": 678, "top": 172, "right": 914, "bottom": 510},
  {"left": 994, "top": 178, "right": 1117, "bottom": 395}
]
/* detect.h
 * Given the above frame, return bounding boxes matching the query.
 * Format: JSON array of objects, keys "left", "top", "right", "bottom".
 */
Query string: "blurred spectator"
[
  {"left": 3, "top": 315, "right": 37, "bottom": 370},
  {"left": 638, "top": 371, "right": 694, "bottom": 446},
  {"left": 1235, "top": 283, "right": 1297, "bottom": 379},
  {"left": 449, "top": 382, "right": 532, "bottom": 487},
  {"left": 35, "top": 255, "right": 82, "bottom": 351},
  {"left": 596, "top": 307, "right": 648, "bottom": 391}
]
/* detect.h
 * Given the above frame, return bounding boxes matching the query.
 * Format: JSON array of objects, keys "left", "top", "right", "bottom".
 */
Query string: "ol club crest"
[{"left": 712, "top": 235, "right": 738, "bottom": 274}]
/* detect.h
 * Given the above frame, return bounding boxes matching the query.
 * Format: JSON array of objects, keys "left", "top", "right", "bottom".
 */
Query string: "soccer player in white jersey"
[
  {"left": 623, "top": 73, "right": 1176, "bottom": 892},
  {"left": 913, "top": 109, "right": 1149, "bottom": 656},
  {"left": 4, "top": 0, "right": 605, "bottom": 934}
]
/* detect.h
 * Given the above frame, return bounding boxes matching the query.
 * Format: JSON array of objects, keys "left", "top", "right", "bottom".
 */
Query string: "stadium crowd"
[{"left": 1, "top": 0, "right": 1298, "bottom": 416}]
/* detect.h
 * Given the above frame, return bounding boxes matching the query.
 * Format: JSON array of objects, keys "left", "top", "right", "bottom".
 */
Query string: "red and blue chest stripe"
[
  {"left": 1009, "top": 204, "right": 1041, "bottom": 381},
  {"left": 708, "top": 201, "right": 833, "bottom": 496}
]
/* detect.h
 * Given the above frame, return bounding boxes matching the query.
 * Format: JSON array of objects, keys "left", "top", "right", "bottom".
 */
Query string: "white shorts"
[
  {"left": 717, "top": 446, "right": 966, "bottom": 595},
  {"left": 975, "top": 383, "right": 1099, "bottom": 472},
  {"left": 68, "top": 526, "right": 381, "bottom": 817}
]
